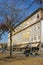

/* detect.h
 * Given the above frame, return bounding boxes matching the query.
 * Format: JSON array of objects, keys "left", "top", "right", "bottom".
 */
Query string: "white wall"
[{"left": 41, "top": 20, "right": 43, "bottom": 42}]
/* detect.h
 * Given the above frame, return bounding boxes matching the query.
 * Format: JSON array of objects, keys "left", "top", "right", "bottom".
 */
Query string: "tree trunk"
[{"left": 10, "top": 30, "right": 12, "bottom": 57}]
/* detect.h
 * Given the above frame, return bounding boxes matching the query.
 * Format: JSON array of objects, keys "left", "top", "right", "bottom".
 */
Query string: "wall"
[{"left": 8, "top": 9, "right": 43, "bottom": 46}]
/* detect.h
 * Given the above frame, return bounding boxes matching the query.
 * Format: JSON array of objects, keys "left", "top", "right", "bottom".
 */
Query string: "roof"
[{"left": 15, "top": 8, "right": 43, "bottom": 28}]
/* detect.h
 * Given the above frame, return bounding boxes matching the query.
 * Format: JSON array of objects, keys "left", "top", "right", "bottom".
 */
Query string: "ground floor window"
[{"left": 41, "top": 44, "right": 43, "bottom": 48}]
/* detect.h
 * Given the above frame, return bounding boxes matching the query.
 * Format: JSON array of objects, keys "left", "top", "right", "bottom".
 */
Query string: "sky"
[{"left": 0, "top": 0, "right": 43, "bottom": 43}]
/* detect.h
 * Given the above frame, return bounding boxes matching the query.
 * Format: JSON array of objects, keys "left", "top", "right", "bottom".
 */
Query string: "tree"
[
  {"left": 0, "top": 0, "right": 23, "bottom": 57},
  {"left": 35, "top": 0, "right": 43, "bottom": 7}
]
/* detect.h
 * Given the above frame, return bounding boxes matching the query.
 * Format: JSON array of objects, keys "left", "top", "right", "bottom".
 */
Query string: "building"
[
  {"left": 8, "top": 8, "right": 43, "bottom": 52},
  {"left": 0, "top": 43, "right": 7, "bottom": 50}
]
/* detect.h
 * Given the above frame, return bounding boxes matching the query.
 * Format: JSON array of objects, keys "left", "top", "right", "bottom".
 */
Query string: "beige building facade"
[{"left": 8, "top": 8, "right": 43, "bottom": 50}]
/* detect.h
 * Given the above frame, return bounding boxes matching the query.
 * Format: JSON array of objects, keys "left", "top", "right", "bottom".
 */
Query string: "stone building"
[{"left": 8, "top": 8, "right": 43, "bottom": 51}]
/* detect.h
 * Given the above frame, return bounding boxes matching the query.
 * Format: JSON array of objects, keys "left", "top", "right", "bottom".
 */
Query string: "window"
[
  {"left": 34, "top": 35, "right": 36, "bottom": 40},
  {"left": 37, "top": 14, "right": 39, "bottom": 18},
  {"left": 41, "top": 44, "right": 43, "bottom": 48}
]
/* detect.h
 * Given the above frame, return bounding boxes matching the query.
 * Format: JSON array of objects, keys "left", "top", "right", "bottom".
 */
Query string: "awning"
[
  {"left": 19, "top": 44, "right": 27, "bottom": 48},
  {"left": 28, "top": 43, "right": 40, "bottom": 47},
  {"left": 13, "top": 44, "right": 27, "bottom": 48}
]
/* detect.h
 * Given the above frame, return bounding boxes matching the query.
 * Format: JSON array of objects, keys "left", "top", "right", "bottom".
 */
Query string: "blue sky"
[{"left": 0, "top": 0, "right": 43, "bottom": 43}]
